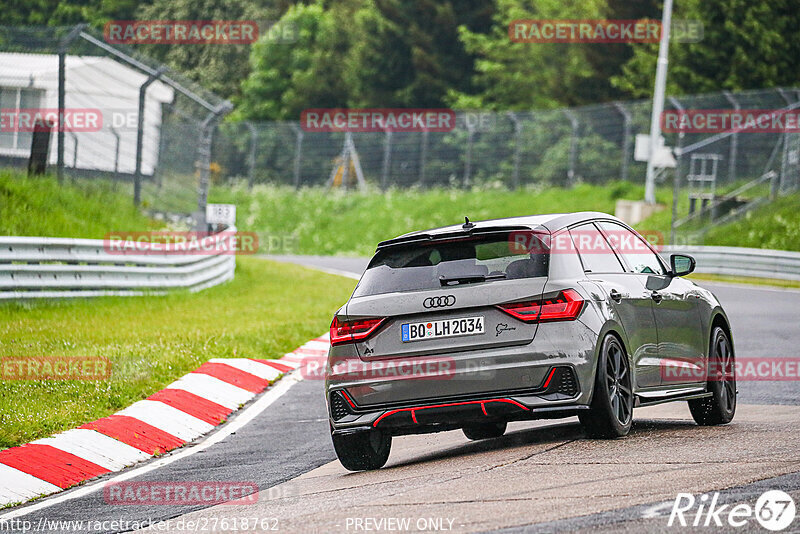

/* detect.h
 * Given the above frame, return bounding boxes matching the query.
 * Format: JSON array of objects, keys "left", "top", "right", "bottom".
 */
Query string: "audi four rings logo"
[{"left": 423, "top": 295, "right": 456, "bottom": 308}]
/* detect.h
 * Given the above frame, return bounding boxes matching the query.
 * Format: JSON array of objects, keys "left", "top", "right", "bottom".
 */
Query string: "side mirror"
[{"left": 670, "top": 254, "right": 695, "bottom": 277}]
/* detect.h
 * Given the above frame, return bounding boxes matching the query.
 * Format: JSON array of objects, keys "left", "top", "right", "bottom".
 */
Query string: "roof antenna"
[{"left": 462, "top": 216, "right": 475, "bottom": 231}]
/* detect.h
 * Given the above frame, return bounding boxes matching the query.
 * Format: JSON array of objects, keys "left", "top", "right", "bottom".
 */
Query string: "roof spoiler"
[{"left": 375, "top": 225, "right": 547, "bottom": 250}]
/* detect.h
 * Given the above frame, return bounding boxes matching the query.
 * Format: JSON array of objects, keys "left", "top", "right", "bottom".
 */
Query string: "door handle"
[
  {"left": 609, "top": 289, "right": 622, "bottom": 303},
  {"left": 651, "top": 290, "right": 663, "bottom": 304}
]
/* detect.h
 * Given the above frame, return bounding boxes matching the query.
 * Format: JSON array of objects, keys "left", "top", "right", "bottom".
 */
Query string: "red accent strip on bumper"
[{"left": 373, "top": 398, "right": 529, "bottom": 427}]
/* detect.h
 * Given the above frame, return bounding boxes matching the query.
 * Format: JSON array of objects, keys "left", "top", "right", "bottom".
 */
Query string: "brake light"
[
  {"left": 497, "top": 289, "right": 584, "bottom": 323},
  {"left": 330, "top": 316, "right": 387, "bottom": 346}
]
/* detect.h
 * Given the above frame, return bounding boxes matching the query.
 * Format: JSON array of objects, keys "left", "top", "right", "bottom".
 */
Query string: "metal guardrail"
[
  {"left": 0, "top": 228, "right": 237, "bottom": 299},
  {"left": 662, "top": 245, "right": 800, "bottom": 281}
]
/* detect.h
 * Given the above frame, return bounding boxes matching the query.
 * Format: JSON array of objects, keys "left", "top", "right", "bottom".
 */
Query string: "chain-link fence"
[
  {"left": 2, "top": 25, "right": 799, "bottom": 232},
  {"left": 213, "top": 88, "right": 799, "bottom": 193},
  {"left": 0, "top": 25, "right": 231, "bottom": 221}
]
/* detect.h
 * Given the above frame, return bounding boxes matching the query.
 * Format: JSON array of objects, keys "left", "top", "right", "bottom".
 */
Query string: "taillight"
[
  {"left": 497, "top": 289, "right": 584, "bottom": 323},
  {"left": 330, "top": 316, "right": 386, "bottom": 346}
]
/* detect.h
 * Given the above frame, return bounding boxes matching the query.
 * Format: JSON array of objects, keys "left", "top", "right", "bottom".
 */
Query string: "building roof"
[{"left": 0, "top": 52, "right": 173, "bottom": 102}]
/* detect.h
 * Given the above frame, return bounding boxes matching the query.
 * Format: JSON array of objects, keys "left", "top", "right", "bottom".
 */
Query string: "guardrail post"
[
  {"left": 56, "top": 24, "right": 87, "bottom": 183},
  {"left": 134, "top": 66, "right": 167, "bottom": 207}
]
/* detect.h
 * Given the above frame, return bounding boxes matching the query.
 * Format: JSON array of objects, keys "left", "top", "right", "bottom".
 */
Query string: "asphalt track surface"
[{"left": 2, "top": 255, "right": 799, "bottom": 533}]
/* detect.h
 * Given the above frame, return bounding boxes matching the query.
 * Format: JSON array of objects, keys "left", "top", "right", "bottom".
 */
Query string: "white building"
[{"left": 0, "top": 52, "right": 174, "bottom": 175}]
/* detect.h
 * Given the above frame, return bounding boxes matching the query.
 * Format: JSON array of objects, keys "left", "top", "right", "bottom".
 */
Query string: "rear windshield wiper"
[{"left": 439, "top": 273, "right": 506, "bottom": 286}]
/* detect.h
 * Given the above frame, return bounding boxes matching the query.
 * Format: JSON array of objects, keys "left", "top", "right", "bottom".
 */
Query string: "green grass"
[
  {"left": 687, "top": 273, "right": 800, "bottom": 289},
  {"left": 0, "top": 170, "right": 159, "bottom": 238},
  {"left": 702, "top": 194, "right": 800, "bottom": 251},
  {"left": 211, "top": 181, "right": 673, "bottom": 256},
  {"left": 0, "top": 258, "right": 356, "bottom": 449}
]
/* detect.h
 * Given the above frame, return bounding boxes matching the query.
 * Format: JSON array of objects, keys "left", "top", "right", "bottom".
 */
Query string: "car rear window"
[{"left": 353, "top": 233, "right": 549, "bottom": 297}]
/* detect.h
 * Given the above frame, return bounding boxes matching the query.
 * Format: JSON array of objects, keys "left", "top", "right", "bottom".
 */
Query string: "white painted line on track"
[{"left": 0, "top": 373, "right": 303, "bottom": 520}]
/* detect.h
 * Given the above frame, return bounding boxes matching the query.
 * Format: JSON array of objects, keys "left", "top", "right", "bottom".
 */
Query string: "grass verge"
[
  {"left": 210, "top": 181, "right": 671, "bottom": 256},
  {"left": 0, "top": 171, "right": 159, "bottom": 238},
  {"left": 0, "top": 258, "right": 355, "bottom": 449},
  {"left": 687, "top": 273, "right": 800, "bottom": 289}
]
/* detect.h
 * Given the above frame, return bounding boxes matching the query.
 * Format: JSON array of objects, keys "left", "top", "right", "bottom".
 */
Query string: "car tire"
[
  {"left": 331, "top": 429, "right": 391, "bottom": 471},
  {"left": 689, "top": 326, "right": 736, "bottom": 425},
  {"left": 462, "top": 422, "right": 507, "bottom": 441},
  {"left": 579, "top": 334, "right": 633, "bottom": 439}
]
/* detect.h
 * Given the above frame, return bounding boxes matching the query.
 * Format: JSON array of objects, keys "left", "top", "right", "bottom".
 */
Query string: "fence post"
[
  {"left": 68, "top": 131, "right": 78, "bottom": 168},
  {"left": 778, "top": 89, "right": 795, "bottom": 194},
  {"left": 418, "top": 128, "right": 428, "bottom": 187},
  {"left": 381, "top": 129, "right": 392, "bottom": 190},
  {"left": 245, "top": 122, "right": 257, "bottom": 189},
  {"left": 110, "top": 126, "right": 120, "bottom": 187},
  {"left": 722, "top": 91, "right": 739, "bottom": 184},
  {"left": 668, "top": 97, "right": 685, "bottom": 246},
  {"left": 463, "top": 123, "right": 474, "bottom": 188},
  {"left": 291, "top": 123, "right": 303, "bottom": 189},
  {"left": 564, "top": 110, "right": 579, "bottom": 187},
  {"left": 56, "top": 24, "right": 86, "bottom": 183},
  {"left": 196, "top": 101, "right": 233, "bottom": 227},
  {"left": 134, "top": 66, "right": 167, "bottom": 207},
  {"left": 613, "top": 103, "right": 632, "bottom": 182},
  {"left": 507, "top": 112, "right": 522, "bottom": 190}
]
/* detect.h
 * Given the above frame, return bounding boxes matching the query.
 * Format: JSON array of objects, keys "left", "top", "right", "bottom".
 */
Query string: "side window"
[
  {"left": 568, "top": 223, "right": 625, "bottom": 274},
  {"left": 598, "top": 222, "right": 665, "bottom": 275}
]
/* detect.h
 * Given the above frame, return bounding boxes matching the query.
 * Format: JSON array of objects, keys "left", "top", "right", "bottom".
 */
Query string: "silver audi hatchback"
[{"left": 326, "top": 212, "right": 736, "bottom": 471}]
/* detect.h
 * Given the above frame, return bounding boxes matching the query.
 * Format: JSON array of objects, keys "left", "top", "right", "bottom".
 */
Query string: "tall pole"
[{"left": 645, "top": 0, "right": 674, "bottom": 204}]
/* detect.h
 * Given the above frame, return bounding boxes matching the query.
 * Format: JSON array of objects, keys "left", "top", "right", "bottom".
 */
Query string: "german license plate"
[{"left": 401, "top": 316, "right": 484, "bottom": 342}]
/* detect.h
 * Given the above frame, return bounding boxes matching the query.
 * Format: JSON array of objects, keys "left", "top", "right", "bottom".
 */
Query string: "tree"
[
  {"left": 612, "top": 0, "right": 800, "bottom": 97},
  {"left": 345, "top": 0, "right": 494, "bottom": 108},
  {"left": 448, "top": 0, "right": 611, "bottom": 110},
  {"left": 135, "top": 0, "right": 294, "bottom": 99},
  {"left": 236, "top": 2, "right": 354, "bottom": 120}
]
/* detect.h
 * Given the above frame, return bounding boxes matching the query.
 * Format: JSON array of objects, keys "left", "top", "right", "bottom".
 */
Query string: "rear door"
[{"left": 569, "top": 222, "right": 661, "bottom": 389}]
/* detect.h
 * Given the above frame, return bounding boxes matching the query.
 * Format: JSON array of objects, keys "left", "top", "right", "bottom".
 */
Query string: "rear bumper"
[
  {"left": 327, "top": 320, "right": 599, "bottom": 433},
  {"left": 329, "top": 365, "right": 587, "bottom": 435}
]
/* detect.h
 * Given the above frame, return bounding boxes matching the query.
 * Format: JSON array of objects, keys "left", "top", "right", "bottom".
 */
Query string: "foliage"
[{"left": 612, "top": 0, "right": 800, "bottom": 97}]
